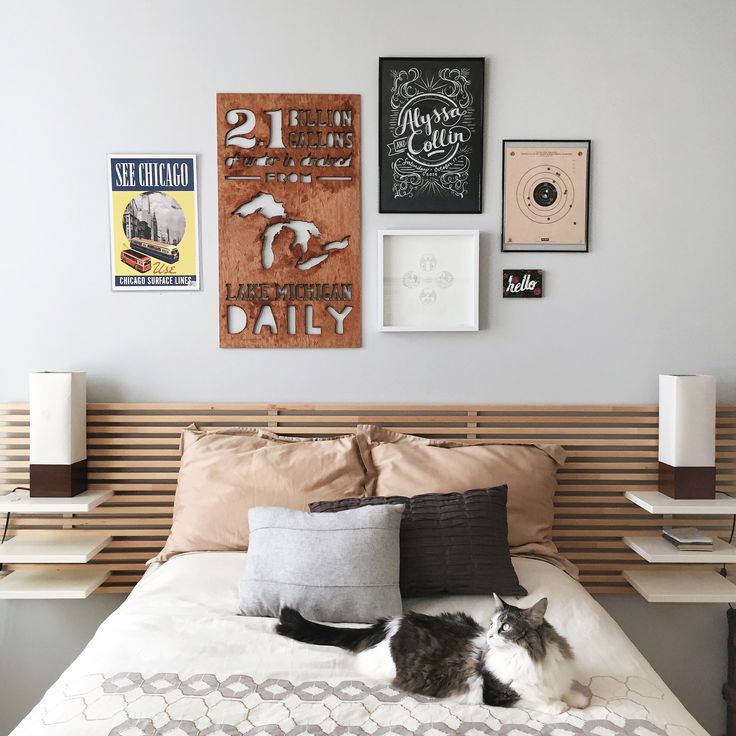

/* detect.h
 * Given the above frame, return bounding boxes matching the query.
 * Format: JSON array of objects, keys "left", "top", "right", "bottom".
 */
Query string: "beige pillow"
[
  {"left": 151, "top": 426, "right": 374, "bottom": 564},
  {"left": 356, "top": 425, "right": 577, "bottom": 577}
]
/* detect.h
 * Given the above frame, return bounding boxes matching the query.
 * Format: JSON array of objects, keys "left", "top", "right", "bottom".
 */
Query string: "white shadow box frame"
[{"left": 378, "top": 229, "right": 479, "bottom": 332}]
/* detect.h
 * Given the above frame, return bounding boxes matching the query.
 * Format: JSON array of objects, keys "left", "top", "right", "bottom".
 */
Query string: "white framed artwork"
[{"left": 378, "top": 230, "right": 479, "bottom": 332}]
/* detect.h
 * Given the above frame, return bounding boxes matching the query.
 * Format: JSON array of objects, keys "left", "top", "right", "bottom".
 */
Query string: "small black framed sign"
[
  {"left": 379, "top": 57, "right": 485, "bottom": 214},
  {"left": 502, "top": 139, "right": 590, "bottom": 252},
  {"left": 503, "top": 269, "right": 543, "bottom": 298}
]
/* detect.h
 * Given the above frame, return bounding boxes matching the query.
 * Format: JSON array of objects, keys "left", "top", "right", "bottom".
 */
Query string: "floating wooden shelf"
[
  {"left": 0, "top": 489, "right": 113, "bottom": 514},
  {"left": 625, "top": 490, "right": 736, "bottom": 515},
  {"left": 0, "top": 532, "right": 111, "bottom": 563},
  {"left": 624, "top": 535, "right": 736, "bottom": 563},
  {"left": 624, "top": 490, "right": 736, "bottom": 601},
  {"left": 0, "top": 567, "right": 110, "bottom": 599},
  {"left": 623, "top": 569, "right": 736, "bottom": 603}
]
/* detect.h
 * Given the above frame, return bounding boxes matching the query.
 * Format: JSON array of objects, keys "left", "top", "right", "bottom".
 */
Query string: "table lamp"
[
  {"left": 658, "top": 374, "right": 716, "bottom": 500},
  {"left": 29, "top": 372, "right": 88, "bottom": 497}
]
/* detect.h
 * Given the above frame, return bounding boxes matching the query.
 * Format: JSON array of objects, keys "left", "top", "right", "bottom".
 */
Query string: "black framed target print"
[
  {"left": 379, "top": 57, "right": 485, "bottom": 213},
  {"left": 502, "top": 139, "right": 591, "bottom": 252}
]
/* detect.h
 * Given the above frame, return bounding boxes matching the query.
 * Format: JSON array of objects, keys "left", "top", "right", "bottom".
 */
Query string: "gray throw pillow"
[{"left": 238, "top": 504, "right": 405, "bottom": 623}]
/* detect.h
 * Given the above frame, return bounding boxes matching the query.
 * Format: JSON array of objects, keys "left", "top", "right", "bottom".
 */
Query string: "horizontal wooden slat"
[
  {"left": 80, "top": 414, "right": 662, "bottom": 425},
  {"left": 2, "top": 402, "right": 736, "bottom": 597},
  {"left": 80, "top": 403, "right": 666, "bottom": 412}
]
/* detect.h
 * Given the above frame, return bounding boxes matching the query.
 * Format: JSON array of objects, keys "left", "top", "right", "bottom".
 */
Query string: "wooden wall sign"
[
  {"left": 217, "top": 94, "right": 361, "bottom": 348},
  {"left": 503, "top": 269, "right": 543, "bottom": 298}
]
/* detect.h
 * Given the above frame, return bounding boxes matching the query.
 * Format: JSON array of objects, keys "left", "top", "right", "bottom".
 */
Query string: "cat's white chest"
[
  {"left": 489, "top": 647, "right": 532, "bottom": 684},
  {"left": 488, "top": 643, "right": 570, "bottom": 702}
]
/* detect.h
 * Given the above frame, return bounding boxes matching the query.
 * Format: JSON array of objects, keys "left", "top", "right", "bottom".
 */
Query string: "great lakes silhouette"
[{"left": 233, "top": 192, "right": 349, "bottom": 271}]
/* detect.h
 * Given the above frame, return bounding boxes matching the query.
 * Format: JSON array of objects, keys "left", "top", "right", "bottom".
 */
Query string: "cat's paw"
[
  {"left": 535, "top": 700, "right": 569, "bottom": 715},
  {"left": 563, "top": 689, "right": 590, "bottom": 709}
]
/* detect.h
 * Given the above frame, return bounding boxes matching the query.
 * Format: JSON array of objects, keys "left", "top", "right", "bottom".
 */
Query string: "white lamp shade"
[
  {"left": 29, "top": 372, "right": 87, "bottom": 465},
  {"left": 658, "top": 374, "right": 715, "bottom": 467}
]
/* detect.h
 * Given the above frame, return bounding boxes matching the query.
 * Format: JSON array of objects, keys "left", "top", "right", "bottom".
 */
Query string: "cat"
[{"left": 276, "top": 594, "right": 590, "bottom": 714}]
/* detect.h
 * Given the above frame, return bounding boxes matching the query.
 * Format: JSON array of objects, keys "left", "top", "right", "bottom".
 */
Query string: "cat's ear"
[
  {"left": 525, "top": 597, "right": 548, "bottom": 627},
  {"left": 493, "top": 593, "right": 505, "bottom": 610}
]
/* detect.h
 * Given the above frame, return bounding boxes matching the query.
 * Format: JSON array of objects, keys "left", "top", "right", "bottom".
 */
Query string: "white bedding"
[{"left": 11, "top": 553, "right": 707, "bottom": 736}]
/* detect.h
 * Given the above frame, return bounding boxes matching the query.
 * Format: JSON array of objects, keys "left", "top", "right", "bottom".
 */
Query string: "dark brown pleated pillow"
[{"left": 310, "top": 486, "right": 527, "bottom": 598}]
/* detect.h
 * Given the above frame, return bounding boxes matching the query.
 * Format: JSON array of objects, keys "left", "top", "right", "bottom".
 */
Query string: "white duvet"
[{"left": 11, "top": 553, "right": 707, "bottom": 736}]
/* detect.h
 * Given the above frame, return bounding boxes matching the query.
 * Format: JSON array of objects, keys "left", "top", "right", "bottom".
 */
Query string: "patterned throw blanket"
[{"left": 38, "top": 672, "right": 678, "bottom": 736}]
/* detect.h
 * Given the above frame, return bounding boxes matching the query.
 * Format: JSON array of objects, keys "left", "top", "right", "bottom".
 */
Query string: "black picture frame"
[
  {"left": 501, "top": 139, "right": 591, "bottom": 253},
  {"left": 379, "top": 57, "right": 485, "bottom": 214}
]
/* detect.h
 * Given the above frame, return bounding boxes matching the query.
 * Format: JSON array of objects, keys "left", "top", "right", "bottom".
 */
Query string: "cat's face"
[{"left": 486, "top": 594, "right": 548, "bottom": 651}]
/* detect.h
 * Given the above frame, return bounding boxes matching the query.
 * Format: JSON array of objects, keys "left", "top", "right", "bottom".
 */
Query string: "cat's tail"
[{"left": 276, "top": 607, "right": 390, "bottom": 653}]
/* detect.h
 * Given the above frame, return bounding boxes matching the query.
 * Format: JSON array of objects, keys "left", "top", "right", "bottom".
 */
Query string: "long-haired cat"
[{"left": 276, "top": 594, "right": 589, "bottom": 714}]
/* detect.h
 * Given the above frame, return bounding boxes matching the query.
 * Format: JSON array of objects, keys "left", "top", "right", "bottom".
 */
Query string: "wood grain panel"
[
  {"left": 1, "top": 403, "right": 735, "bottom": 595},
  {"left": 217, "top": 95, "right": 361, "bottom": 348}
]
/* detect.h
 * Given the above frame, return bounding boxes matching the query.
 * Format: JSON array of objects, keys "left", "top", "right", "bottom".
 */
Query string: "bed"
[{"left": 10, "top": 552, "right": 707, "bottom": 736}]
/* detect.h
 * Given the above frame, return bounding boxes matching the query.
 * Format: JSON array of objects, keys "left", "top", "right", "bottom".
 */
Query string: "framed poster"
[
  {"left": 502, "top": 140, "right": 590, "bottom": 252},
  {"left": 108, "top": 154, "right": 199, "bottom": 290},
  {"left": 379, "top": 58, "right": 484, "bottom": 213},
  {"left": 378, "top": 229, "right": 479, "bottom": 331},
  {"left": 217, "top": 94, "right": 361, "bottom": 348}
]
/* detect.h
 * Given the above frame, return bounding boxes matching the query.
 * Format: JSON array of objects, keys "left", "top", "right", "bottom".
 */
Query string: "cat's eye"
[{"left": 500, "top": 623, "right": 510, "bottom": 632}]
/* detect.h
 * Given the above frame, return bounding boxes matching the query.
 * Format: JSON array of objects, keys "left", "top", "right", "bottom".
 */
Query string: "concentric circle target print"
[{"left": 516, "top": 165, "right": 575, "bottom": 224}]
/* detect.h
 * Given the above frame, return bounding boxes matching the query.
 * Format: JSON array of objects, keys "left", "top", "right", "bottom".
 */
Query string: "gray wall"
[
  {"left": 1, "top": 0, "right": 735, "bottom": 403},
  {"left": 0, "top": 596, "right": 125, "bottom": 736},
  {"left": 1, "top": 0, "right": 735, "bottom": 734},
  {"left": 596, "top": 596, "right": 728, "bottom": 736}
]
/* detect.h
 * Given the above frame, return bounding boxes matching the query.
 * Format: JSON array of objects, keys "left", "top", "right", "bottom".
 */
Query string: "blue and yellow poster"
[{"left": 108, "top": 155, "right": 200, "bottom": 290}]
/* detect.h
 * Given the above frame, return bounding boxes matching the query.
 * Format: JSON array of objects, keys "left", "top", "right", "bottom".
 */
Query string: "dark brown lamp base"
[
  {"left": 30, "top": 460, "right": 88, "bottom": 497},
  {"left": 658, "top": 462, "right": 716, "bottom": 500}
]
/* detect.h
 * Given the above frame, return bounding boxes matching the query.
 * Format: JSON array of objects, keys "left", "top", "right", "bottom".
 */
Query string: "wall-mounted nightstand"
[
  {"left": 0, "top": 489, "right": 113, "bottom": 599},
  {"left": 623, "top": 490, "right": 736, "bottom": 603}
]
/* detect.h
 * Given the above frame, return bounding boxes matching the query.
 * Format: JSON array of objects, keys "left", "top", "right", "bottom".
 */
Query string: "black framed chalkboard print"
[{"left": 379, "top": 57, "right": 485, "bottom": 213}]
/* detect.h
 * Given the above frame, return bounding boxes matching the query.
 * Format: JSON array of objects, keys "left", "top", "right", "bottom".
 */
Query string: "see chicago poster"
[
  {"left": 108, "top": 155, "right": 200, "bottom": 290},
  {"left": 379, "top": 58, "right": 484, "bottom": 213},
  {"left": 217, "top": 93, "right": 361, "bottom": 348}
]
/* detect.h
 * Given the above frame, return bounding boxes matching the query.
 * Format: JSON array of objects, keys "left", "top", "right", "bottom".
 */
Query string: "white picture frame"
[{"left": 378, "top": 229, "right": 480, "bottom": 332}]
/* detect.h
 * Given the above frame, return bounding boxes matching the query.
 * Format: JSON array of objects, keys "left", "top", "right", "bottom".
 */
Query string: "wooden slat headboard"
[{"left": 1, "top": 403, "right": 734, "bottom": 595}]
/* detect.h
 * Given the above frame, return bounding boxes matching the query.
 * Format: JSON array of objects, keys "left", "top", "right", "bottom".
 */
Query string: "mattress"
[{"left": 10, "top": 553, "right": 707, "bottom": 736}]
